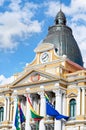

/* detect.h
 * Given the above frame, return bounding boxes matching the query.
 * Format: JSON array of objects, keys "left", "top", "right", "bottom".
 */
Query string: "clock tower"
[{"left": 34, "top": 43, "right": 59, "bottom": 64}]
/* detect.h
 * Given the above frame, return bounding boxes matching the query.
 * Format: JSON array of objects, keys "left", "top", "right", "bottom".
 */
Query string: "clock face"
[{"left": 40, "top": 52, "right": 49, "bottom": 63}]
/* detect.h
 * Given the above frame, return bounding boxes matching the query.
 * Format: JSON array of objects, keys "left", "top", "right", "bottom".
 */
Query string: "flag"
[
  {"left": 27, "top": 97, "right": 43, "bottom": 121},
  {"left": 44, "top": 93, "right": 50, "bottom": 102},
  {"left": 18, "top": 101, "right": 26, "bottom": 123},
  {"left": 15, "top": 102, "right": 21, "bottom": 130},
  {"left": 45, "top": 93, "right": 69, "bottom": 121},
  {"left": 15, "top": 100, "right": 25, "bottom": 130}
]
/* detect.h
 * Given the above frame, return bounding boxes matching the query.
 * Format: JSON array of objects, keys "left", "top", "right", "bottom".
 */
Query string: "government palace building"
[{"left": 0, "top": 9, "right": 86, "bottom": 130}]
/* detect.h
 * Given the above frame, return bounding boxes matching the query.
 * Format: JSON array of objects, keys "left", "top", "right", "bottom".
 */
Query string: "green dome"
[{"left": 42, "top": 10, "right": 83, "bottom": 66}]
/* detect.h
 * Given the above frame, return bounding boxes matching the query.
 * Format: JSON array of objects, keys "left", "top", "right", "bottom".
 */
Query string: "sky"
[{"left": 0, "top": 0, "right": 86, "bottom": 85}]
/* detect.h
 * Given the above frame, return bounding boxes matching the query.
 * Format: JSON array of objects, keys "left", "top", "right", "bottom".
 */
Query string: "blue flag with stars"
[{"left": 45, "top": 94, "right": 69, "bottom": 121}]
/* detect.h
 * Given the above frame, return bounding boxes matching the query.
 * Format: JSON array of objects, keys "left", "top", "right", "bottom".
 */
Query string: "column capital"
[
  {"left": 38, "top": 91, "right": 45, "bottom": 98},
  {"left": 62, "top": 90, "right": 66, "bottom": 94},
  {"left": 25, "top": 88, "right": 31, "bottom": 97},
  {"left": 40, "top": 85, "right": 45, "bottom": 91},
  {"left": 6, "top": 96, "right": 10, "bottom": 99},
  {"left": 38, "top": 85, "right": 45, "bottom": 97},
  {"left": 53, "top": 89, "right": 62, "bottom": 96},
  {"left": 81, "top": 87, "right": 85, "bottom": 90},
  {"left": 54, "top": 83, "right": 59, "bottom": 88},
  {"left": 26, "top": 88, "right": 30, "bottom": 93},
  {"left": 12, "top": 90, "right": 18, "bottom": 97}
]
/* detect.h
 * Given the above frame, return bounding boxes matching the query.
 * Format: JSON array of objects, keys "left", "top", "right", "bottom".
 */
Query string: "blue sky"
[{"left": 0, "top": 0, "right": 86, "bottom": 84}]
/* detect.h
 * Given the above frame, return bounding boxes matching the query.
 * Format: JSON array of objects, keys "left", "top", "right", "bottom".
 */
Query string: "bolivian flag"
[{"left": 27, "top": 97, "right": 43, "bottom": 121}]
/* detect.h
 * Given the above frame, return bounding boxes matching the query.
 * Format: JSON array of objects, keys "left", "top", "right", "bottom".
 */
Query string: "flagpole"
[{"left": 36, "top": 121, "right": 39, "bottom": 130}]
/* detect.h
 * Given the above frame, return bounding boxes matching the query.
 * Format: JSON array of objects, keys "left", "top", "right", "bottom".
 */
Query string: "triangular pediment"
[
  {"left": 67, "top": 92, "right": 77, "bottom": 98},
  {"left": 11, "top": 69, "right": 57, "bottom": 87}
]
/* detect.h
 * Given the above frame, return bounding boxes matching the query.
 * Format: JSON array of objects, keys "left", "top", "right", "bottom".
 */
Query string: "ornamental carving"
[{"left": 30, "top": 73, "right": 40, "bottom": 82}]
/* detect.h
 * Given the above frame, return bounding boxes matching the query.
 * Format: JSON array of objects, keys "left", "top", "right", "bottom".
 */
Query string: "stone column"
[
  {"left": 4, "top": 97, "right": 7, "bottom": 121},
  {"left": 10, "top": 100, "right": 13, "bottom": 121},
  {"left": 38, "top": 86, "right": 46, "bottom": 130},
  {"left": 62, "top": 91, "right": 66, "bottom": 115},
  {"left": 25, "top": 88, "right": 31, "bottom": 130},
  {"left": 76, "top": 88, "right": 81, "bottom": 116},
  {"left": 53, "top": 89, "right": 62, "bottom": 130},
  {"left": 82, "top": 88, "right": 85, "bottom": 115},
  {"left": 7, "top": 96, "right": 10, "bottom": 121}
]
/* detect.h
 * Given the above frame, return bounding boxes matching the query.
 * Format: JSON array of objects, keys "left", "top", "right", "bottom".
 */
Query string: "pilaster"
[
  {"left": 81, "top": 88, "right": 85, "bottom": 115},
  {"left": 76, "top": 88, "right": 81, "bottom": 116},
  {"left": 7, "top": 96, "right": 10, "bottom": 121},
  {"left": 4, "top": 97, "right": 7, "bottom": 121}
]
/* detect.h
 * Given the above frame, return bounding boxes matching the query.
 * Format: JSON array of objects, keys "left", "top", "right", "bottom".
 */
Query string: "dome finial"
[
  {"left": 55, "top": 10, "right": 66, "bottom": 25},
  {"left": 54, "top": 0, "right": 67, "bottom": 25}
]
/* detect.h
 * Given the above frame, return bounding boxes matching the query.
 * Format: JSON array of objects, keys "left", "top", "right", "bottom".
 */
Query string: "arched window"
[
  {"left": 69, "top": 99, "right": 76, "bottom": 117},
  {"left": 0, "top": 107, "right": 4, "bottom": 122}
]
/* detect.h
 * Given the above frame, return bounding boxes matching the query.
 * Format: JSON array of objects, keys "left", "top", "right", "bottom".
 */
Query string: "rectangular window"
[{"left": 0, "top": 107, "right": 4, "bottom": 122}]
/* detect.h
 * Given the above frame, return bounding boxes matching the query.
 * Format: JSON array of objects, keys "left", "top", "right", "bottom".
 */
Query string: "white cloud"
[
  {"left": 0, "top": 0, "right": 5, "bottom": 6},
  {"left": 0, "top": 75, "right": 14, "bottom": 85},
  {"left": 0, "top": 1, "right": 42, "bottom": 51}
]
